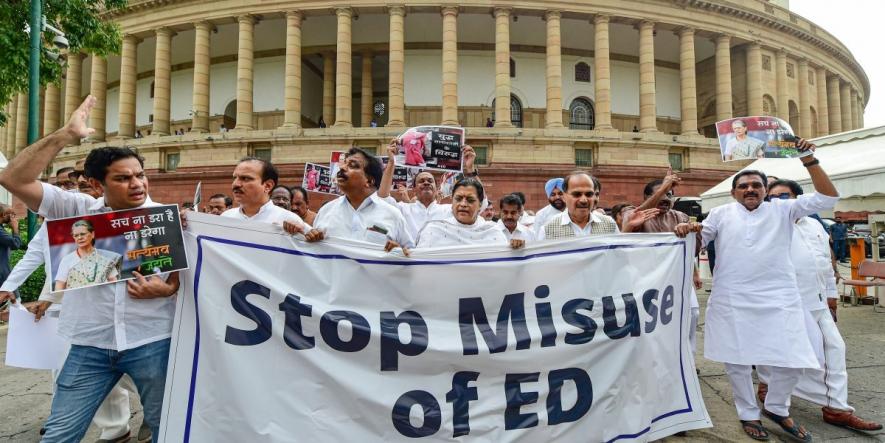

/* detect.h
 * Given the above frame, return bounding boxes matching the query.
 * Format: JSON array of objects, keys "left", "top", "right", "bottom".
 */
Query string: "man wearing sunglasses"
[
  {"left": 757, "top": 179, "right": 881, "bottom": 434},
  {"left": 675, "top": 139, "right": 838, "bottom": 442}
]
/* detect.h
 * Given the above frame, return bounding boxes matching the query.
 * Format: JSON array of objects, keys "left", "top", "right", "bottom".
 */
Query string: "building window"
[
  {"left": 762, "top": 55, "right": 772, "bottom": 71},
  {"left": 569, "top": 98, "right": 595, "bottom": 130},
  {"left": 473, "top": 146, "right": 489, "bottom": 166},
  {"left": 575, "top": 148, "right": 593, "bottom": 167},
  {"left": 786, "top": 63, "right": 795, "bottom": 78},
  {"left": 575, "top": 62, "right": 591, "bottom": 83},
  {"left": 164, "top": 152, "right": 180, "bottom": 172},
  {"left": 491, "top": 95, "right": 523, "bottom": 127},
  {"left": 148, "top": 114, "right": 154, "bottom": 123},
  {"left": 762, "top": 95, "right": 776, "bottom": 116},
  {"left": 150, "top": 81, "right": 155, "bottom": 99},
  {"left": 668, "top": 152, "right": 684, "bottom": 171},
  {"left": 509, "top": 58, "right": 516, "bottom": 78},
  {"left": 253, "top": 148, "right": 272, "bottom": 162}
]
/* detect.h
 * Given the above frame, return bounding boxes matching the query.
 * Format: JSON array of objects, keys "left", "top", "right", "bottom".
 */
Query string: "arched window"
[
  {"left": 575, "top": 62, "right": 591, "bottom": 83},
  {"left": 762, "top": 95, "right": 776, "bottom": 116},
  {"left": 569, "top": 98, "right": 595, "bottom": 130},
  {"left": 491, "top": 94, "right": 523, "bottom": 127},
  {"left": 509, "top": 58, "right": 516, "bottom": 78},
  {"left": 788, "top": 100, "right": 799, "bottom": 131}
]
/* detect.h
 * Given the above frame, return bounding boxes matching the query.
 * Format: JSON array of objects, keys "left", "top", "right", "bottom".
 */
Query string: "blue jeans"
[
  {"left": 41, "top": 339, "right": 171, "bottom": 443},
  {"left": 833, "top": 239, "right": 847, "bottom": 261}
]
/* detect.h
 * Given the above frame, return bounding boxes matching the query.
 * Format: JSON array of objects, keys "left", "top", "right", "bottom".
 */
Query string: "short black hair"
[
  {"left": 643, "top": 179, "right": 664, "bottom": 197},
  {"left": 209, "top": 193, "right": 233, "bottom": 208},
  {"left": 611, "top": 203, "right": 633, "bottom": 218},
  {"left": 84, "top": 147, "right": 145, "bottom": 182},
  {"left": 500, "top": 193, "right": 523, "bottom": 209},
  {"left": 290, "top": 186, "right": 309, "bottom": 202},
  {"left": 562, "top": 171, "right": 596, "bottom": 192},
  {"left": 56, "top": 166, "right": 74, "bottom": 177},
  {"left": 452, "top": 177, "right": 485, "bottom": 202},
  {"left": 346, "top": 147, "right": 383, "bottom": 188},
  {"left": 510, "top": 192, "right": 526, "bottom": 206},
  {"left": 272, "top": 185, "right": 293, "bottom": 198},
  {"left": 238, "top": 157, "right": 279, "bottom": 188},
  {"left": 731, "top": 169, "right": 768, "bottom": 190},
  {"left": 592, "top": 175, "right": 602, "bottom": 193},
  {"left": 769, "top": 179, "right": 804, "bottom": 196}
]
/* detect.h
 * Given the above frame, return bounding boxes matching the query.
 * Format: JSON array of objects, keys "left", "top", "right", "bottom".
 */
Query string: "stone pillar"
[
  {"left": 152, "top": 28, "right": 173, "bottom": 136},
  {"left": 387, "top": 5, "right": 406, "bottom": 127},
  {"left": 192, "top": 21, "right": 212, "bottom": 132},
  {"left": 43, "top": 83, "right": 61, "bottom": 136},
  {"left": 839, "top": 81, "right": 851, "bottom": 131},
  {"left": 360, "top": 50, "right": 373, "bottom": 127},
  {"left": 775, "top": 50, "right": 788, "bottom": 121},
  {"left": 858, "top": 95, "right": 865, "bottom": 128},
  {"left": 827, "top": 75, "right": 842, "bottom": 133},
  {"left": 321, "top": 53, "right": 334, "bottom": 126},
  {"left": 14, "top": 93, "right": 28, "bottom": 152},
  {"left": 440, "top": 6, "right": 459, "bottom": 125},
  {"left": 593, "top": 15, "right": 613, "bottom": 130},
  {"left": 334, "top": 7, "right": 353, "bottom": 127},
  {"left": 282, "top": 11, "right": 303, "bottom": 129},
  {"left": 544, "top": 10, "right": 563, "bottom": 128},
  {"left": 89, "top": 56, "right": 107, "bottom": 142},
  {"left": 849, "top": 88, "right": 859, "bottom": 130},
  {"left": 746, "top": 43, "right": 762, "bottom": 115},
  {"left": 815, "top": 68, "right": 829, "bottom": 135},
  {"left": 236, "top": 16, "right": 256, "bottom": 130},
  {"left": 638, "top": 20, "right": 657, "bottom": 132},
  {"left": 678, "top": 28, "right": 698, "bottom": 135},
  {"left": 797, "top": 59, "right": 810, "bottom": 136},
  {"left": 715, "top": 35, "right": 732, "bottom": 121},
  {"left": 64, "top": 52, "right": 83, "bottom": 122},
  {"left": 493, "top": 7, "right": 512, "bottom": 127},
  {"left": 118, "top": 34, "right": 139, "bottom": 138}
]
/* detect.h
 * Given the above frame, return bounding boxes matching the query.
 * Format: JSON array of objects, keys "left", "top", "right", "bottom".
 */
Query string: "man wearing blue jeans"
[
  {"left": 0, "top": 96, "right": 180, "bottom": 443},
  {"left": 829, "top": 217, "right": 849, "bottom": 262}
]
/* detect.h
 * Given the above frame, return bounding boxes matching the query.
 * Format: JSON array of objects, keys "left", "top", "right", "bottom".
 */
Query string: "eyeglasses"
[
  {"left": 770, "top": 192, "right": 792, "bottom": 200},
  {"left": 736, "top": 182, "right": 765, "bottom": 190}
]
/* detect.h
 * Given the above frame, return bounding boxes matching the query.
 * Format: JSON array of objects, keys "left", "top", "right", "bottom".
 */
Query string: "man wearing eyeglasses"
[
  {"left": 538, "top": 171, "right": 619, "bottom": 240},
  {"left": 675, "top": 139, "right": 838, "bottom": 442}
]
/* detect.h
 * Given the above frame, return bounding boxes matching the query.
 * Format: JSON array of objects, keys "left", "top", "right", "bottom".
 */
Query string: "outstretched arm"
[
  {"left": 634, "top": 166, "right": 680, "bottom": 212},
  {"left": 378, "top": 140, "right": 398, "bottom": 198},
  {"left": 0, "top": 96, "right": 96, "bottom": 211}
]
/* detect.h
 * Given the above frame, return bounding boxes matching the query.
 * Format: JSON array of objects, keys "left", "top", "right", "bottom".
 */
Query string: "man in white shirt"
[
  {"left": 287, "top": 148, "right": 412, "bottom": 252},
  {"left": 378, "top": 142, "right": 478, "bottom": 239},
  {"left": 0, "top": 96, "right": 180, "bottom": 442},
  {"left": 222, "top": 157, "right": 309, "bottom": 229},
  {"left": 675, "top": 140, "right": 838, "bottom": 441},
  {"left": 538, "top": 172, "right": 619, "bottom": 240},
  {"left": 532, "top": 178, "right": 565, "bottom": 237},
  {"left": 497, "top": 194, "right": 534, "bottom": 248},
  {"left": 757, "top": 180, "right": 882, "bottom": 433}
]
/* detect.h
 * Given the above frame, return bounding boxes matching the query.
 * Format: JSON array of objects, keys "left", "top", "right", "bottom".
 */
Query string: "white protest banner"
[{"left": 160, "top": 213, "right": 711, "bottom": 442}]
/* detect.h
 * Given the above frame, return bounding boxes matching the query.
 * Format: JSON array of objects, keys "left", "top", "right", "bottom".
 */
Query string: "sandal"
[
  {"left": 740, "top": 420, "right": 770, "bottom": 441},
  {"left": 762, "top": 410, "right": 812, "bottom": 442}
]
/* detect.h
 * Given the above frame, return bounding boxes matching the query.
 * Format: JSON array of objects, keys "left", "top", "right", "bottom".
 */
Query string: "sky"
[{"left": 790, "top": 0, "right": 885, "bottom": 129}]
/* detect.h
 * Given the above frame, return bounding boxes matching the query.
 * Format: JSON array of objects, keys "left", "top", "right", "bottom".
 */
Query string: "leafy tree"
[{"left": 0, "top": 0, "right": 127, "bottom": 126}]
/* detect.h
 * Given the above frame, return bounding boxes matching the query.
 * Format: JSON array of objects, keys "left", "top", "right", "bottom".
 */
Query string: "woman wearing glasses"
[{"left": 54, "top": 220, "right": 121, "bottom": 290}]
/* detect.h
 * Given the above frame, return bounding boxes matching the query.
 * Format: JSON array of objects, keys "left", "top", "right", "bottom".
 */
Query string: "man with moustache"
[
  {"left": 675, "top": 138, "right": 838, "bottom": 442},
  {"left": 290, "top": 186, "right": 317, "bottom": 226},
  {"left": 286, "top": 148, "right": 411, "bottom": 253},
  {"left": 538, "top": 172, "right": 619, "bottom": 240},
  {"left": 271, "top": 185, "right": 293, "bottom": 210},
  {"left": 378, "top": 142, "right": 478, "bottom": 240},
  {"left": 222, "top": 157, "right": 308, "bottom": 229},
  {"left": 54, "top": 166, "right": 78, "bottom": 191},
  {"left": 497, "top": 194, "right": 534, "bottom": 247},
  {"left": 205, "top": 193, "right": 232, "bottom": 215},
  {"left": 533, "top": 178, "right": 566, "bottom": 236},
  {"left": 0, "top": 96, "right": 181, "bottom": 441}
]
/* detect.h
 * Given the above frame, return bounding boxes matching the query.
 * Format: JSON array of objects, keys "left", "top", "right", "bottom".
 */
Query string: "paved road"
[{"left": 0, "top": 286, "right": 882, "bottom": 442}]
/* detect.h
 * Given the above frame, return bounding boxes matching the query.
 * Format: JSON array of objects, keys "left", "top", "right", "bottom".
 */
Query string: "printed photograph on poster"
[
  {"left": 379, "top": 156, "right": 422, "bottom": 189},
  {"left": 303, "top": 163, "right": 335, "bottom": 194},
  {"left": 715, "top": 116, "right": 807, "bottom": 161},
  {"left": 329, "top": 151, "right": 345, "bottom": 194},
  {"left": 46, "top": 205, "right": 188, "bottom": 292},
  {"left": 395, "top": 126, "right": 465, "bottom": 172},
  {"left": 439, "top": 171, "right": 459, "bottom": 198}
]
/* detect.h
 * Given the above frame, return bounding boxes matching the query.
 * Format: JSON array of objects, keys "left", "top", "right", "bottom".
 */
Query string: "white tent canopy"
[{"left": 701, "top": 126, "right": 885, "bottom": 215}]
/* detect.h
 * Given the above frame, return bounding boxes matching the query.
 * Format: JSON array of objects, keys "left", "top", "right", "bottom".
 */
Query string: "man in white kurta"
[
  {"left": 757, "top": 183, "right": 882, "bottom": 432},
  {"left": 676, "top": 146, "right": 838, "bottom": 440}
]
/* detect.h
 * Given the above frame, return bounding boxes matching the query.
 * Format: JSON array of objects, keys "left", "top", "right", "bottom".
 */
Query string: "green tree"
[{"left": 0, "top": 0, "right": 127, "bottom": 126}]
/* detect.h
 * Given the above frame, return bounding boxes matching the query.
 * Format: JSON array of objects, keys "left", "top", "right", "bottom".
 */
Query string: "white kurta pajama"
[
  {"left": 701, "top": 191, "right": 838, "bottom": 420},
  {"left": 416, "top": 217, "right": 508, "bottom": 248},
  {"left": 758, "top": 217, "right": 853, "bottom": 411}
]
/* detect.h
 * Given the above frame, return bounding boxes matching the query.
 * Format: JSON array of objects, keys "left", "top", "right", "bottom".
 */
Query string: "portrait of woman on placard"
[{"left": 54, "top": 220, "right": 122, "bottom": 290}]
